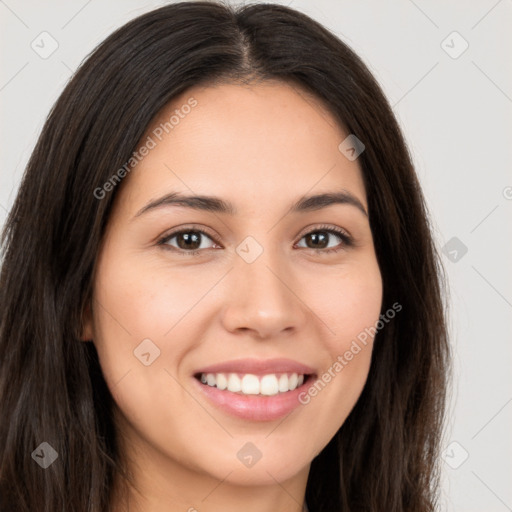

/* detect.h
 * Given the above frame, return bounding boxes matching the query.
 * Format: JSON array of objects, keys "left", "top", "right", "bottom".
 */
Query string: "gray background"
[{"left": 1, "top": 1, "right": 511, "bottom": 510}]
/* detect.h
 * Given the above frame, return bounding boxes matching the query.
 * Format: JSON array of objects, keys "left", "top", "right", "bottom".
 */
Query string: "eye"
[
  {"left": 157, "top": 224, "right": 353, "bottom": 256},
  {"left": 158, "top": 227, "right": 218, "bottom": 256},
  {"left": 295, "top": 225, "right": 353, "bottom": 254}
]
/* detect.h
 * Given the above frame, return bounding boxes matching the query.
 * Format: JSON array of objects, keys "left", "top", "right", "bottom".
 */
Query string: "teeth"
[
  {"left": 227, "top": 373, "right": 241, "bottom": 392},
  {"left": 241, "top": 374, "right": 260, "bottom": 394},
  {"left": 260, "top": 374, "right": 279, "bottom": 396},
  {"left": 199, "top": 372, "right": 306, "bottom": 395},
  {"left": 216, "top": 373, "right": 228, "bottom": 390},
  {"left": 278, "top": 374, "right": 288, "bottom": 392}
]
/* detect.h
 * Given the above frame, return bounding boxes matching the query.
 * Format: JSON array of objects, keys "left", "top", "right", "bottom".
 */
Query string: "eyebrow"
[{"left": 133, "top": 189, "right": 368, "bottom": 219}]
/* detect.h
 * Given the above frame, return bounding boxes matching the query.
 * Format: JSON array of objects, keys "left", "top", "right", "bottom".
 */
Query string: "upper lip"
[{"left": 194, "top": 358, "right": 316, "bottom": 376}]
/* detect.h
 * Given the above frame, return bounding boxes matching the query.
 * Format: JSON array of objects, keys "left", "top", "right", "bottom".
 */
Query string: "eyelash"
[{"left": 157, "top": 224, "right": 353, "bottom": 257}]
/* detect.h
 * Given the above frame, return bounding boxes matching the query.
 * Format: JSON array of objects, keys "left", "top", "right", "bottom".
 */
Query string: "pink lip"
[
  {"left": 194, "top": 358, "right": 315, "bottom": 377},
  {"left": 192, "top": 375, "right": 313, "bottom": 422},
  {"left": 192, "top": 358, "right": 316, "bottom": 422}
]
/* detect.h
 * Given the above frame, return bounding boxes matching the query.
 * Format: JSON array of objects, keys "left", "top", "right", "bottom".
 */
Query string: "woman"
[{"left": 0, "top": 2, "right": 449, "bottom": 511}]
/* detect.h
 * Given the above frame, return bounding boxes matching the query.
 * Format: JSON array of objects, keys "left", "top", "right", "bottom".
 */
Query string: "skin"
[{"left": 82, "top": 81, "right": 383, "bottom": 512}]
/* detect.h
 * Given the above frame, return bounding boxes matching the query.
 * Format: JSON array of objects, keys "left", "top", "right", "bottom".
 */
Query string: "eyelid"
[
  {"left": 295, "top": 223, "right": 352, "bottom": 241},
  {"left": 158, "top": 224, "right": 220, "bottom": 243}
]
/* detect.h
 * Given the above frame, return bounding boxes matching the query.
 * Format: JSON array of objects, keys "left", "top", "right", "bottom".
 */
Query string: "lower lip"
[{"left": 193, "top": 377, "right": 313, "bottom": 421}]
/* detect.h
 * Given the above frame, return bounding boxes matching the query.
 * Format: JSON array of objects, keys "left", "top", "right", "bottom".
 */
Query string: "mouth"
[{"left": 192, "top": 358, "right": 316, "bottom": 421}]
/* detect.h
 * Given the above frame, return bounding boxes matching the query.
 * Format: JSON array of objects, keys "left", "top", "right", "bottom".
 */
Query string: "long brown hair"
[{"left": 0, "top": 2, "right": 449, "bottom": 510}]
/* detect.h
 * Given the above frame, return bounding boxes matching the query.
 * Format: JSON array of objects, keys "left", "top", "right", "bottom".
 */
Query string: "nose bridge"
[{"left": 221, "top": 233, "right": 304, "bottom": 337}]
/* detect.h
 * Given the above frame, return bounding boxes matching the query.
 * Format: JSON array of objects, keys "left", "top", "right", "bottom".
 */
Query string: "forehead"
[{"left": 119, "top": 81, "right": 367, "bottom": 213}]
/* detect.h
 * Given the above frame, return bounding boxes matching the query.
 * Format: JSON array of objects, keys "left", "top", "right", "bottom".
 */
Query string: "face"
[{"left": 83, "top": 81, "right": 382, "bottom": 503}]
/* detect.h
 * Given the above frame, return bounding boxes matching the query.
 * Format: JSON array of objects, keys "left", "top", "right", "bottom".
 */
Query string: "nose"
[{"left": 220, "top": 244, "right": 308, "bottom": 340}]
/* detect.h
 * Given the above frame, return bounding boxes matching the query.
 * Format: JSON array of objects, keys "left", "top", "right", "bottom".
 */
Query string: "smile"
[{"left": 192, "top": 358, "right": 316, "bottom": 421}]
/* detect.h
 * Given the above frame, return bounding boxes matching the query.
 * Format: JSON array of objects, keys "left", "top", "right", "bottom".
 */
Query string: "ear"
[{"left": 80, "top": 300, "right": 94, "bottom": 341}]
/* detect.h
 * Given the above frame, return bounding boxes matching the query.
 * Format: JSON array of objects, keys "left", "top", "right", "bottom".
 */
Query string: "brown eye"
[
  {"left": 158, "top": 225, "right": 353, "bottom": 257},
  {"left": 303, "top": 231, "right": 330, "bottom": 249},
  {"left": 160, "top": 229, "right": 217, "bottom": 254},
  {"left": 296, "top": 226, "right": 353, "bottom": 254}
]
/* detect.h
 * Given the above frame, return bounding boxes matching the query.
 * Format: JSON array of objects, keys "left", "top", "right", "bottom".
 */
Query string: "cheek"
[
  {"left": 306, "top": 257, "right": 383, "bottom": 347},
  {"left": 92, "top": 251, "right": 222, "bottom": 355},
  {"left": 89, "top": 254, "right": 213, "bottom": 463},
  {"left": 90, "top": 251, "right": 225, "bottom": 402},
  {"left": 331, "top": 275, "right": 383, "bottom": 345},
  {"left": 327, "top": 261, "right": 382, "bottom": 383},
  {"left": 298, "top": 260, "right": 382, "bottom": 432}
]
